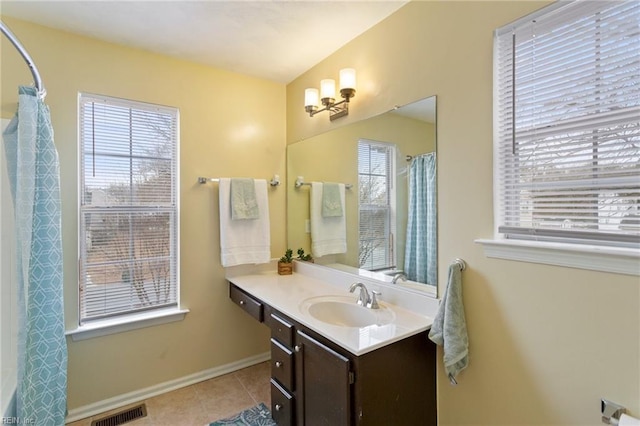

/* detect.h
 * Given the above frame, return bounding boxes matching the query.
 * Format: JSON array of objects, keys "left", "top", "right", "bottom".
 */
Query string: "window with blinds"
[
  {"left": 358, "top": 140, "right": 396, "bottom": 271},
  {"left": 79, "top": 93, "right": 179, "bottom": 324},
  {"left": 494, "top": 0, "right": 640, "bottom": 248}
]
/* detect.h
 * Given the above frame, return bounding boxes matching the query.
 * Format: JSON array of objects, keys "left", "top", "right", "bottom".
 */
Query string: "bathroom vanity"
[{"left": 227, "top": 261, "right": 438, "bottom": 426}]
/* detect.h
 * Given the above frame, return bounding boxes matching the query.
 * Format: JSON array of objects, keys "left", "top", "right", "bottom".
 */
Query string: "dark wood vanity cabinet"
[{"left": 229, "top": 282, "right": 437, "bottom": 426}]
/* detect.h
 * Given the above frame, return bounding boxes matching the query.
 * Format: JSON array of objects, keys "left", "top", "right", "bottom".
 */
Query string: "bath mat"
[{"left": 208, "top": 403, "right": 276, "bottom": 426}]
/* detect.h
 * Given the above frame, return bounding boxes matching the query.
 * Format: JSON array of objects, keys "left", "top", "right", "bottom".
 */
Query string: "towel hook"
[{"left": 453, "top": 258, "right": 467, "bottom": 271}]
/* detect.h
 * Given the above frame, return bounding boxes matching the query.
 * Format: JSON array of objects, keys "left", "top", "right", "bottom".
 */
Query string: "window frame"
[
  {"left": 1, "top": 118, "right": 17, "bottom": 416},
  {"left": 478, "top": 0, "right": 640, "bottom": 276},
  {"left": 357, "top": 139, "right": 397, "bottom": 272},
  {"left": 72, "top": 93, "right": 185, "bottom": 338}
]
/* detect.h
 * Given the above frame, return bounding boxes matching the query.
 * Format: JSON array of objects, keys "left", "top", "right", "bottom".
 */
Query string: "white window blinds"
[
  {"left": 358, "top": 140, "right": 395, "bottom": 270},
  {"left": 79, "top": 93, "right": 179, "bottom": 324},
  {"left": 494, "top": 0, "right": 640, "bottom": 248}
]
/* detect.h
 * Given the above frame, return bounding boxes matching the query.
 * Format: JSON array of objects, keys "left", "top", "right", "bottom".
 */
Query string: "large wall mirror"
[{"left": 287, "top": 96, "right": 438, "bottom": 296}]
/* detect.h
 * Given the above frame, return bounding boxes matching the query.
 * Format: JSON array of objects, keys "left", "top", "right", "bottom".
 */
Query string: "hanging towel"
[
  {"left": 231, "top": 178, "right": 259, "bottom": 220},
  {"left": 310, "top": 182, "right": 346, "bottom": 257},
  {"left": 219, "top": 178, "right": 271, "bottom": 266},
  {"left": 321, "top": 183, "right": 343, "bottom": 217},
  {"left": 428, "top": 262, "right": 468, "bottom": 384}
]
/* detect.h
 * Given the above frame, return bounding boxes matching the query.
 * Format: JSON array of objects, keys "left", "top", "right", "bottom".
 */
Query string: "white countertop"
[{"left": 227, "top": 261, "right": 438, "bottom": 356}]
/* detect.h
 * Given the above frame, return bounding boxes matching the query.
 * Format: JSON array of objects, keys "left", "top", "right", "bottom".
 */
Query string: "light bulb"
[
  {"left": 320, "top": 79, "right": 336, "bottom": 100},
  {"left": 339, "top": 68, "right": 356, "bottom": 90},
  {"left": 304, "top": 88, "right": 319, "bottom": 107}
]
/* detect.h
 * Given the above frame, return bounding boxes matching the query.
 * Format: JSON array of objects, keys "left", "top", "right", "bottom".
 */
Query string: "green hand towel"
[
  {"left": 428, "top": 262, "right": 468, "bottom": 384},
  {"left": 321, "top": 183, "right": 343, "bottom": 217},
  {"left": 231, "top": 178, "right": 259, "bottom": 220}
]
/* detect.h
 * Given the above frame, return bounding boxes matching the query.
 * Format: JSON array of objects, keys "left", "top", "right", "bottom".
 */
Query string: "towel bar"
[
  {"left": 294, "top": 176, "right": 353, "bottom": 189},
  {"left": 198, "top": 175, "right": 280, "bottom": 186},
  {"left": 602, "top": 399, "right": 627, "bottom": 425}
]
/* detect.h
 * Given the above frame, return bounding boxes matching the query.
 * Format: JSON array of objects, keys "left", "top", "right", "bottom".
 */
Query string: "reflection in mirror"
[{"left": 287, "top": 96, "right": 437, "bottom": 296}]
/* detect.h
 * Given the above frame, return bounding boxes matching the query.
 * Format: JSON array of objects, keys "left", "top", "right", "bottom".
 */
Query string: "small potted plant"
[
  {"left": 278, "top": 248, "right": 294, "bottom": 275},
  {"left": 296, "top": 248, "right": 313, "bottom": 262}
]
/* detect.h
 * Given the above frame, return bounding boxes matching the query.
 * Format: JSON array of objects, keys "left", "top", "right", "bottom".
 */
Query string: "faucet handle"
[{"left": 368, "top": 290, "right": 381, "bottom": 309}]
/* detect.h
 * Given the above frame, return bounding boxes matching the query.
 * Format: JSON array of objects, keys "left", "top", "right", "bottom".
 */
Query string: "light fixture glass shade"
[
  {"left": 305, "top": 88, "right": 319, "bottom": 107},
  {"left": 339, "top": 68, "right": 356, "bottom": 90},
  {"left": 320, "top": 79, "right": 336, "bottom": 99}
]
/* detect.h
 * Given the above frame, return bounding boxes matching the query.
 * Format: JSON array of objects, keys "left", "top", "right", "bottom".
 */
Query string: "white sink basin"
[{"left": 300, "top": 295, "right": 395, "bottom": 328}]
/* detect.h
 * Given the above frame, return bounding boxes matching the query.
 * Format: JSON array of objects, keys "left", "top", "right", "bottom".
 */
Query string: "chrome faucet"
[
  {"left": 349, "top": 282, "right": 381, "bottom": 309},
  {"left": 391, "top": 272, "right": 407, "bottom": 284},
  {"left": 349, "top": 282, "right": 370, "bottom": 306}
]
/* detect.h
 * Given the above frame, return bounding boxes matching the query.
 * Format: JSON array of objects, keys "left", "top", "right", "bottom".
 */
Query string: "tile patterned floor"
[{"left": 67, "top": 361, "right": 271, "bottom": 426}]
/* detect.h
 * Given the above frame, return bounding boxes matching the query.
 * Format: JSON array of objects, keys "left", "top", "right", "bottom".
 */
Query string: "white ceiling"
[{"left": 0, "top": 0, "right": 407, "bottom": 83}]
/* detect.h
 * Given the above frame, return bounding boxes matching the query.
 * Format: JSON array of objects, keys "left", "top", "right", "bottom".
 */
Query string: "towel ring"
[{"left": 453, "top": 258, "right": 467, "bottom": 271}]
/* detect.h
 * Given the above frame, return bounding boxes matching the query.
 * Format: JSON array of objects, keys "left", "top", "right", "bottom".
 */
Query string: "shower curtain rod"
[
  {"left": 406, "top": 152, "right": 433, "bottom": 162},
  {"left": 0, "top": 20, "right": 45, "bottom": 97}
]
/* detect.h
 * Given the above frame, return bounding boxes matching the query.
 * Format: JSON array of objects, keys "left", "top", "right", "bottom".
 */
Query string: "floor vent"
[{"left": 90, "top": 403, "right": 147, "bottom": 426}]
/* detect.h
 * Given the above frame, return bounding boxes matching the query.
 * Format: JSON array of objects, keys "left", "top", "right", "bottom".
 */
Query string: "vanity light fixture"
[{"left": 304, "top": 68, "right": 356, "bottom": 121}]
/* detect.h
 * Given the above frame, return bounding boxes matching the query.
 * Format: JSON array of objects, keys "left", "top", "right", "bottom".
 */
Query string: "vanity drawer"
[
  {"left": 229, "top": 284, "right": 263, "bottom": 322},
  {"left": 270, "top": 313, "right": 294, "bottom": 347},
  {"left": 270, "top": 378, "right": 293, "bottom": 426},
  {"left": 271, "top": 338, "right": 294, "bottom": 390}
]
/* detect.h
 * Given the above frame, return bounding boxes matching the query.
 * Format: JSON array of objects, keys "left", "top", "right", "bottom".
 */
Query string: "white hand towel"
[
  {"left": 310, "top": 182, "right": 347, "bottom": 257},
  {"left": 219, "top": 178, "right": 271, "bottom": 267}
]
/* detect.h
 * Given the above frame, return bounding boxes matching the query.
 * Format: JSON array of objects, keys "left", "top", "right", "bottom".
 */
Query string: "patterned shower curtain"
[
  {"left": 3, "top": 86, "right": 67, "bottom": 425},
  {"left": 404, "top": 152, "right": 437, "bottom": 285}
]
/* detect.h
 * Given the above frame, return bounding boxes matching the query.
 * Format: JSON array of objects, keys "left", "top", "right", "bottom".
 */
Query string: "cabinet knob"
[
  {"left": 275, "top": 404, "right": 282, "bottom": 411},
  {"left": 239, "top": 300, "right": 245, "bottom": 305},
  {"left": 294, "top": 345, "right": 301, "bottom": 352},
  {"left": 275, "top": 361, "right": 282, "bottom": 368}
]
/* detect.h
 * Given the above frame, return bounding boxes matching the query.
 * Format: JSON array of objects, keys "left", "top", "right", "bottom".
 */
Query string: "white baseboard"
[{"left": 65, "top": 351, "right": 270, "bottom": 424}]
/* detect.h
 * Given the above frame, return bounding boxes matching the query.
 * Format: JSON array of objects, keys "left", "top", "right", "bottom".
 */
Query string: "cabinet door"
[{"left": 295, "top": 330, "right": 352, "bottom": 426}]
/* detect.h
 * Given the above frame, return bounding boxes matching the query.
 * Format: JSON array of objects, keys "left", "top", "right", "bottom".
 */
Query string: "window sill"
[
  {"left": 66, "top": 308, "right": 189, "bottom": 341},
  {"left": 475, "top": 238, "right": 639, "bottom": 276}
]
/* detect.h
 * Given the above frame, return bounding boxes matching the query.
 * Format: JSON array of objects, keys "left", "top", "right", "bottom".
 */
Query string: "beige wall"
[
  {"left": 287, "top": 2, "right": 639, "bottom": 425},
  {"left": 1, "top": 18, "right": 283, "bottom": 409}
]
